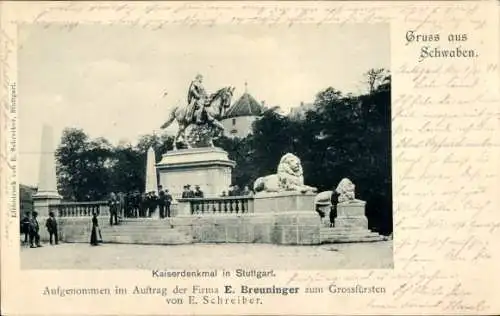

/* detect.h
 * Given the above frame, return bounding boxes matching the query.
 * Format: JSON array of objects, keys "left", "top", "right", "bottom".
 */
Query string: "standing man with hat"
[
  {"left": 165, "top": 189, "right": 173, "bottom": 218},
  {"left": 29, "top": 211, "right": 41, "bottom": 248},
  {"left": 45, "top": 211, "right": 59, "bottom": 245},
  {"left": 194, "top": 185, "right": 204, "bottom": 198},
  {"left": 181, "top": 185, "right": 190, "bottom": 198},
  {"left": 187, "top": 185, "right": 195, "bottom": 198},
  {"left": 158, "top": 185, "right": 166, "bottom": 219}
]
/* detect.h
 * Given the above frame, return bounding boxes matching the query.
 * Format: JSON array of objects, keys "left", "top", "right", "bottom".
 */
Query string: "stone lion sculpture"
[
  {"left": 253, "top": 153, "right": 317, "bottom": 193},
  {"left": 335, "top": 178, "right": 356, "bottom": 203}
]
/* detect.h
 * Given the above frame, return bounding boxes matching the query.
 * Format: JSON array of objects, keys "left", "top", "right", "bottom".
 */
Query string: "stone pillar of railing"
[
  {"left": 32, "top": 124, "right": 62, "bottom": 217},
  {"left": 175, "top": 199, "right": 192, "bottom": 216}
]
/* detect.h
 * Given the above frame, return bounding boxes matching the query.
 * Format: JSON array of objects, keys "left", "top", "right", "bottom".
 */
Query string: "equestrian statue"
[{"left": 160, "top": 74, "right": 235, "bottom": 150}]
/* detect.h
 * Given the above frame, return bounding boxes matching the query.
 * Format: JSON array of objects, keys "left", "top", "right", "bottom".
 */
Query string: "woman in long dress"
[{"left": 90, "top": 212, "right": 99, "bottom": 246}]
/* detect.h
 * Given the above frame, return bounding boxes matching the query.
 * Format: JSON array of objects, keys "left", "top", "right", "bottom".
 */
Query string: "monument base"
[
  {"left": 32, "top": 192, "right": 62, "bottom": 217},
  {"left": 320, "top": 200, "right": 385, "bottom": 243},
  {"left": 156, "top": 147, "right": 235, "bottom": 199},
  {"left": 253, "top": 191, "right": 316, "bottom": 213}
]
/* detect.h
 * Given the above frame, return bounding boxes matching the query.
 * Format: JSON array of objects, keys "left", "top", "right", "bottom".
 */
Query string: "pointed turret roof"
[{"left": 224, "top": 83, "right": 264, "bottom": 119}]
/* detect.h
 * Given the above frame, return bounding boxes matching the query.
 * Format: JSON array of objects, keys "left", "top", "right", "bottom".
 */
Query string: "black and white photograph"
[{"left": 18, "top": 23, "right": 392, "bottom": 270}]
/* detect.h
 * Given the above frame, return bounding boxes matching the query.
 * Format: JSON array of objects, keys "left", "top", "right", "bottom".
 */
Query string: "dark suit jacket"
[{"left": 46, "top": 217, "right": 57, "bottom": 232}]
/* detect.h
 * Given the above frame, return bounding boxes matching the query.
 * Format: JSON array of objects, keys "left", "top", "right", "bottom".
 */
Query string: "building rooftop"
[
  {"left": 224, "top": 83, "right": 264, "bottom": 119},
  {"left": 288, "top": 101, "right": 315, "bottom": 120}
]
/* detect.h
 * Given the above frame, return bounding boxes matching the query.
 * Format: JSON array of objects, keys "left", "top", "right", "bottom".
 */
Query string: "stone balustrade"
[
  {"left": 176, "top": 196, "right": 254, "bottom": 216},
  {"left": 49, "top": 201, "right": 110, "bottom": 217}
]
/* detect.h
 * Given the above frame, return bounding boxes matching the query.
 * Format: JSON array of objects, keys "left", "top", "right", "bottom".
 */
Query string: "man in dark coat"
[
  {"left": 242, "top": 185, "right": 253, "bottom": 196},
  {"left": 165, "top": 189, "right": 173, "bottom": 218},
  {"left": 45, "top": 211, "right": 58, "bottom": 245},
  {"left": 118, "top": 191, "right": 125, "bottom": 218},
  {"left": 232, "top": 185, "right": 240, "bottom": 196},
  {"left": 187, "top": 185, "right": 195, "bottom": 198},
  {"left": 181, "top": 185, "right": 189, "bottom": 198},
  {"left": 148, "top": 191, "right": 158, "bottom": 217},
  {"left": 29, "top": 211, "right": 41, "bottom": 248},
  {"left": 21, "top": 212, "right": 31, "bottom": 244},
  {"left": 194, "top": 185, "right": 204, "bottom": 198},
  {"left": 140, "top": 193, "right": 148, "bottom": 217},
  {"left": 133, "top": 191, "right": 141, "bottom": 217},
  {"left": 108, "top": 192, "right": 119, "bottom": 225},
  {"left": 124, "top": 192, "right": 131, "bottom": 217},
  {"left": 330, "top": 191, "right": 340, "bottom": 227},
  {"left": 158, "top": 186, "right": 166, "bottom": 219}
]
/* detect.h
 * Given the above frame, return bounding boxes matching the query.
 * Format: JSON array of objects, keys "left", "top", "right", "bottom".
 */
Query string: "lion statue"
[
  {"left": 253, "top": 153, "right": 317, "bottom": 194},
  {"left": 335, "top": 178, "right": 356, "bottom": 203}
]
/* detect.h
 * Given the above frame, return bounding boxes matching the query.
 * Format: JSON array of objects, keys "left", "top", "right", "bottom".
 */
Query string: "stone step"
[
  {"left": 332, "top": 237, "right": 384, "bottom": 243},
  {"left": 62, "top": 218, "right": 194, "bottom": 245},
  {"left": 119, "top": 219, "right": 175, "bottom": 225},
  {"left": 320, "top": 227, "right": 372, "bottom": 233},
  {"left": 326, "top": 228, "right": 371, "bottom": 234},
  {"left": 102, "top": 225, "right": 190, "bottom": 234},
  {"left": 321, "top": 234, "right": 383, "bottom": 241},
  {"left": 66, "top": 236, "right": 193, "bottom": 245},
  {"left": 321, "top": 229, "right": 380, "bottom": 237},
  {"left": 103, "top": 226, "right": 180, "bottom": 232},
  {"left": 321, "top": 234, "right": 385, "bottom": 244},
  {"left": 105, "top": 235, "right": 194, "bottom": 245},
  {"left": 103, "top": 231, "right": 190, "bottom": 238},
  {"left": 65, "top": 229, "right": 193, "bottom": 244},
  {"left": 321, "top": 235, "right": 383, "bottom": 242}
]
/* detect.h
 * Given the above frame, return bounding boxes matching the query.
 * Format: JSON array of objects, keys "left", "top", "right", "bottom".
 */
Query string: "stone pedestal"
[
  {"left": 321, "top": 199, "right": 385, "bottom": 243},
  {"left": 33, "top": 193, "right": 62, "bottom": 217},
  {"left": 334, "top": 200, "right": 369, "bottom": 229},
  {"left": 156, "top": 147, "right": 235, "bottom": 199},
  {"left": 252, "top": 192, "right": 320, "bottom": 245},
  {"left": 253, "top": 191, "right": 316, "bottom": 213}
]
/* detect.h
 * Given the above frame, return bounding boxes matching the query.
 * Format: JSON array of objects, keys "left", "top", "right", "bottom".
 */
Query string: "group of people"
[
  {"left": 220, "top": 185, "right": 253, "bottom": 197},
  {"left": 21, "top": 211, "right": 58, "bottom": 248},
  {"left": 107, "top": 186, "right": 174, "bottom": 222},
  {"left": 181, "top": 184, "right": 204, "bottom": 198},
  {"left": 179, "top": 184, "right": 253, "bottom": 198},
  {"left": 21, "top": 182, "right": 254, "bottom": 248}
]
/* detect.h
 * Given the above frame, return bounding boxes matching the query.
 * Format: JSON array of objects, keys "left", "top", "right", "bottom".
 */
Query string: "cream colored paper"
[{"left": 1, "top": 1, "right": 499, "bottom": 315}]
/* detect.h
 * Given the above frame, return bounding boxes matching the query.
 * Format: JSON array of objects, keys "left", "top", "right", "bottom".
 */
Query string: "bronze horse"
[{"left": 160, "top": 86, "right": 235, "bottom": 150}]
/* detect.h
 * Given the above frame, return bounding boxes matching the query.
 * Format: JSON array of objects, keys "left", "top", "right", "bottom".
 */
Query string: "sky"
[{"left": 18, "top": 24, "right": 389, "bottom": 186}]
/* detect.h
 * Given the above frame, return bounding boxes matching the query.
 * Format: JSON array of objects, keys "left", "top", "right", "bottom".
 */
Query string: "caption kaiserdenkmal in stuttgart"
[{"left": 18, "top": 23, "right": 393, "bottom": 273}]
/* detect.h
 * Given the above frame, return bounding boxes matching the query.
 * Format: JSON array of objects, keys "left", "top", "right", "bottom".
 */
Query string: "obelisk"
[
  {"left": 145, "top": 147, "right": 158, "bottom": 194},
  {"left": 33, "top": 124, "right": 62, "bottom": 217},
  {"left": 145, "top": 147, "right": 160, "bottom": 219}
]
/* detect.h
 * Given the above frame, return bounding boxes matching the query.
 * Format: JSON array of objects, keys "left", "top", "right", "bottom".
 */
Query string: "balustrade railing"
[
  {"left": 179, "top": 196, "right": 254, "bottom": 215},
  {"left": 49, "top": 201, "right": 110, "bottom": 218}
]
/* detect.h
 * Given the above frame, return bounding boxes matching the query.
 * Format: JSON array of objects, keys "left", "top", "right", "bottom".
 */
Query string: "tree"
[
  {"left": 251, "top": 110, "right": 298, "bottom": 178},
  {"left": 108, "top": 143, "right": 143, "bottom": 194},
  {"left": 215, "top": 135, "right": 257, "bottom": 189},
  {"left": 56, "top": 128, "right": 89, "bottom": 200},
  {"left": 56, "top": 128, "right": 112, "bottom": 201},
  {"left": 136, "top": 133, "right": 174, "bottom": 162},
  {"left": 364, "top": 68, "right": 389, "bottom": 94}
]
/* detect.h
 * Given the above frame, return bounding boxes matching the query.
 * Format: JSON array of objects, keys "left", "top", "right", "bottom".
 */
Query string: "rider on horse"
[{"left": 187, "top": 74, "right": 207, "bottom": 124}]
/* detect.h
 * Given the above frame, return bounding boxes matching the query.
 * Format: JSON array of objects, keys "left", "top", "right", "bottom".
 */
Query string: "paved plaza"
[{"left": 21, "top": 241, "right": 393, "bottom": 270}]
